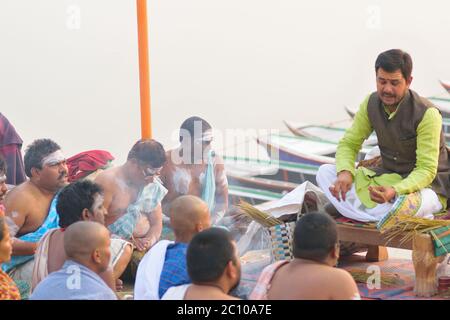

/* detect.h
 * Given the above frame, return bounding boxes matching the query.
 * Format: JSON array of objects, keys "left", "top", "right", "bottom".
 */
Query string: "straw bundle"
[
  {"left": 380, "top": 214, "right": 450, "bottom": 246},
  {"left": 347, "top": 269, "right": 402, "bottom": 287},
  {"left": 237, "top": 201, "right": 282, "bottom": 227}
]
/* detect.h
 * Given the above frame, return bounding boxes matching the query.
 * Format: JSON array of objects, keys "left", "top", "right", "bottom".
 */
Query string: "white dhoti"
[
  {"left": 316, "top": 164, "right": 442, "bottom": 222},
  {"left": 134, "top": 240, "right": 174, "bottom": 300}
]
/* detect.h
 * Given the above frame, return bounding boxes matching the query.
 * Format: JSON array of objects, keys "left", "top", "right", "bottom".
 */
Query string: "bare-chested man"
[
  {"left": 250, "top": 212, "right": 360, "bottom": 300},
  {"left": 162, "top": 227, "right": 241, "bottom": 300},
  {"left": 2, "top": 139, "right": 68, "bottom": 287},
  {"left": 32, "top": 180, "right": 133, "bottom": 292},
  {"left": 94, "top": 139, "right": 167, "bottom": 252},
  {"left": 160, "top": 117, "right": 228, "bottom": 223}
]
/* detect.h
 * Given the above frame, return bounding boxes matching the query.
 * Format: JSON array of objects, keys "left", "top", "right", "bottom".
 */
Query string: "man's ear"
[
  {"left": 81, "top": 208, "right": 91, "bottom": 221},
  {"left": 226, "top": 260, "right": 237, "bottom": 279},
  {"left": 406, "top": 76, "right": 413, "bottom": 87},
  {"left": 332, "top": 243, "right": 340, "bottom": 261},
  {"left": 31, "top": 167, "right": 41, "bottom": 179},
  {"left": 195, "top": 222, "right": 204, "bottom": 233},
  {"left": 92, "top": 249, "right": 101, "bottom": 264}
]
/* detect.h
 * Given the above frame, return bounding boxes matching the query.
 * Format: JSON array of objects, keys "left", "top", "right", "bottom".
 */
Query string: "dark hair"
[
  {"left": 179, "top": 116, "right": 212, "bottom": 142},
  {"left": 293, "top": 212, "right": 338, "bottom": 262},
  {"left": 0, "top": 217, "right": 5, "bottom": 242},
  {"left": 375, "top": 49, "right": 413, "bottom": 80},
  {"left": 0, "top": 155, "right": 6, "bottom": 174},
  {"left": 56, "top": 180, "right": 103, "bottom": 228},
  {"left": 187, "top": 227, "right": 235, "bottom": 283},
  {"left": 127, "top": 139, "right": 166, "bottom": 168},
  {"left": 24, "top": 139, "right": 61, "bottom": 178}
]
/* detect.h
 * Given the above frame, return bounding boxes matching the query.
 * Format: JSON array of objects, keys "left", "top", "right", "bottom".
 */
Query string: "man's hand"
[
  {"left": 132, "top": 237, "right": 152, "bottom": 252},
  {"left": 329, "top": 170, "right": 353, "bottom": 202},
  {"left": 368, "top": 186, "right": 396, "bottom": 204}
]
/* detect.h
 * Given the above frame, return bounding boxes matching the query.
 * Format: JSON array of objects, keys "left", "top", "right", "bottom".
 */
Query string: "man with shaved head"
[
  {"left": 134, "top": 195, "right": 211, "bottom": 300},
  {"left": 30, "top": 221, "right": 117, "bottom": 300}
]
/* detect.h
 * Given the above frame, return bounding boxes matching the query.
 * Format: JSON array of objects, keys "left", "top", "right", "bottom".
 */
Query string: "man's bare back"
[
  {"left": 184, "top": 285, "right": 240, "bottom": 300},
  {"left": 267, "top": 261, "right": 360, "bottom": 300}
]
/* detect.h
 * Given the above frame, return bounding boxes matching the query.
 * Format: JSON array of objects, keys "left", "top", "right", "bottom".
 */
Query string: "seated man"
[
  {"left": 316, "top": 49, "right": 448, "bottom": 224},
  {"left": 30, "top": 221, "right": 117, "bottom": 300},
  {"left": 250, "top": 212, "right": 360, "bottom": 300},
  {"left": 0, "top": 156, "right": 8, "bottom": 212},
  {"left": 134, "top": 195, "right": 211, "bottom": 300},
  {"left": 94, "top": 139, "right": 167, "bottom": 251},
  {"left": 162, "top": 227, "right": 241, "bottom": 300},
  {"left": 160, "top": 116, "right": 228, "bottom": 223},
  {"left": 32, "top": 180, "right": 133, "bottom": 291},
  {"left": 2, "top": 139, "right": 68, "bottom": 287}
]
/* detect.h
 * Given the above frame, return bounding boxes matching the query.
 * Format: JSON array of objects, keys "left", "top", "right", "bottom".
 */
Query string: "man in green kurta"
[{"left": 317, "top": 49, "right": 450, "bottom": 223}]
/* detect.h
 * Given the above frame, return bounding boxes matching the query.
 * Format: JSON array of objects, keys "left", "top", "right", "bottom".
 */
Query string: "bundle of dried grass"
[
  {"left": 347, "top": 269, "right": 402, "bottom": 287},
  {"left": 381, "top": 214, "right": 450, "bottom": 246},
  {"left": 237, "top": 201, "right": 282, "bottom": 227}
]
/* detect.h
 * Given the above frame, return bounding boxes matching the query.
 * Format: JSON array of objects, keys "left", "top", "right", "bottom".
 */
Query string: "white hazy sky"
[{"left": 1, "top": 0, "right": 449, "bottom": 163}]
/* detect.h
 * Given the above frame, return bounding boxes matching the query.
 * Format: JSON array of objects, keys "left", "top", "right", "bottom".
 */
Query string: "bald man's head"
[
  {"left": 64, "top": 221, "right": 111, "bottom": 273},
  {"left": 170, "top": 195, "right": 211, "bottom": 243}
]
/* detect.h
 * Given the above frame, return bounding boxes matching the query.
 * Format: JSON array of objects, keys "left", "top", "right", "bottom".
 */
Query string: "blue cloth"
[
  {"left": 158, "top": 243, "right": 190, "bottom": 299},
  {"left": 201, "top": 150, "right": 216, "bottom": 212},
  {"left": 30, "top": 260, "right": 117, "bottom": 300},
  {"left": 108, "top": 178, "right": 168, "bottom": 240},
  {"left": 2, "top": 195, "right": 60, "bottom": 273}
]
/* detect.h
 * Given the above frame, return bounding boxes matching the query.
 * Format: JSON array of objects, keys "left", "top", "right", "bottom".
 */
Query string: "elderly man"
[
  {"left": 317, "top": 49, "right": 450, "bottom": 224},
  {"left": 95, "top": 139, "right": 167, "bottom": 253},
  {"left": 2, "top": 139, "right": 68, "bottom": 287},
  {"left": 160, "top": 116, "right": 228, "bottom": 223},
  {"left": 134, "top": 195, "right": 211, "bottom": 300},
  {"left": 30, "top": 221, "right": 117, "bottom": 300}
]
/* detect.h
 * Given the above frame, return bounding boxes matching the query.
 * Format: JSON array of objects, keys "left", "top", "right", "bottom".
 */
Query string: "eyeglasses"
[{"left": 141, "top": 166, "right": 162, "bottom": 178}]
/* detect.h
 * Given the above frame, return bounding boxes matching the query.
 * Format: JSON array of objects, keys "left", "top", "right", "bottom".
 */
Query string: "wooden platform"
[{"left": 336, "top": 223, "right": 443, "bottom": 297}]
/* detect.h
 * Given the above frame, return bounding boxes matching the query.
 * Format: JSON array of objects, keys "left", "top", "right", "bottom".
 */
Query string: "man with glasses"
[
  {"left": 2, "top": 139, "right": 68, "bottom": 291},
  {"left": 95, "top": 139, "right": 167, "bottom": 253}
]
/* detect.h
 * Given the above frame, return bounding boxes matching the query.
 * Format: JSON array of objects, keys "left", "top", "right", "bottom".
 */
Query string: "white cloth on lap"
[{"left": 134, "top": 240, "right": 173, "bottom": 300}]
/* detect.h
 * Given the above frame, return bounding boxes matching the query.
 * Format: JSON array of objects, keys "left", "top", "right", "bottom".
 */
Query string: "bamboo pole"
[{"left": 136, "top": 0, "right": 152, "bottom": 139}]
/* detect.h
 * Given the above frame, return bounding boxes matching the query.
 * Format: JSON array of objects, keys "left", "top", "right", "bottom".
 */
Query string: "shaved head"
[
  {"left": 64, "top": 221, "right": 110, "bottom": 267},
  {"left": 170, "top": 195, "right": 211, "bottom": 242}
]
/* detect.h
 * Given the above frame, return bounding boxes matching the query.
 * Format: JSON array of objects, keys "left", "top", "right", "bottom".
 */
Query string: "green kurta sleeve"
[{"left": 335, "top": 95, "right": 373, "bottom": 177}]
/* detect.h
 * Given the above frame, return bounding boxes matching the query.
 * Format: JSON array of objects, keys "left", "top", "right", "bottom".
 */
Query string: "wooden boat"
[
  {"left": 283, "top": 120, "right": 377, "bottom": 145},
  {"left": 440, "top": 80, "right": 450, "bottom": 94}
]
